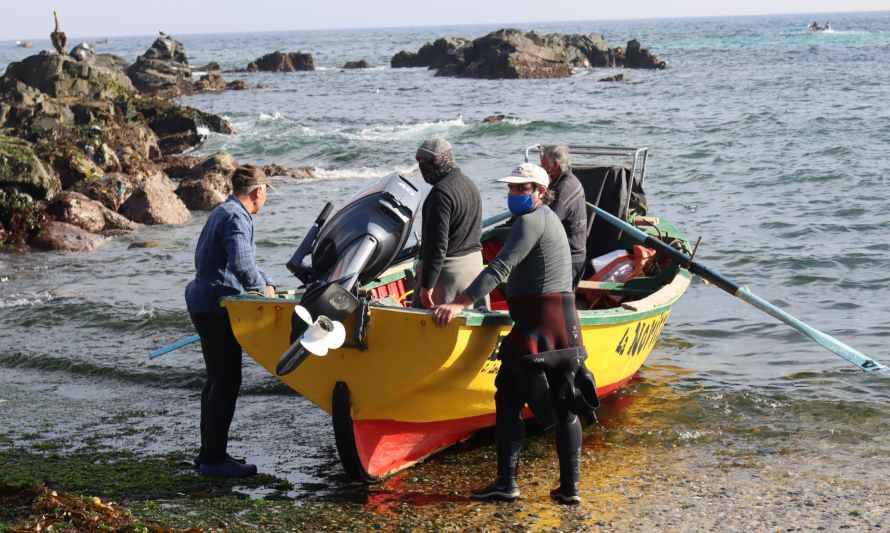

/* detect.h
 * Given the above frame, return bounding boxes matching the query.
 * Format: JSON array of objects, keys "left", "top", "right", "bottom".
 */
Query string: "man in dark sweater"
[
  {"left": 412, "top": 138, "right": 485, "bottom": 309},
  {"left": 541, "top": 145, "right": 588, "bottom": 287}
]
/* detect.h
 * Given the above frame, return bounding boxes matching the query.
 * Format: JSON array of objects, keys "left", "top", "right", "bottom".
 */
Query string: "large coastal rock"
[
  {"left": 0, "top": 135, "right": 61, "bottom": 200},
  {"left": 174, "top": 152, "right": 237, "bottom": 210},
  {"left": 2, "top": 51, "right": 135, "bottom": 100},
  {"left": 46, "top": 191, "right": 138, "bottom": 233},
  {"left": 245, "top": 52, "right": 315, "bottom": 72},
  {"left": 391, "top": 29, "right": 664, "bottom": 78},
  {"left": 119, "top": 171, "right": 190, "bottom": 225},
  {"left": 31, "top": 221, "right": 107, "bottom": 252},
  {"left": 127, "top": 34, "right": 193, "bottom": 96}
]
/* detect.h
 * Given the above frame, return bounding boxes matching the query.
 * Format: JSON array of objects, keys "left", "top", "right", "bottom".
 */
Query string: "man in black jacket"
[
  {"left": 541, "top": 145, "right": 588, "bottom": 288},
  {"left": 412, "top": 138, "right": 485, "bottom": 309}
]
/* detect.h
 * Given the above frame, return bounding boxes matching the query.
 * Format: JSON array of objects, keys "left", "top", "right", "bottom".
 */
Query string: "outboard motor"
[{"left": 276, "top": 173, "right": 421, "bottom": 376}]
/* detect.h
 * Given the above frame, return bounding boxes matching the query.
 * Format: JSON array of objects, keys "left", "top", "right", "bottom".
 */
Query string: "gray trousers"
[{"left": 412, "top": 251, "right": 488, "bottom": 309}]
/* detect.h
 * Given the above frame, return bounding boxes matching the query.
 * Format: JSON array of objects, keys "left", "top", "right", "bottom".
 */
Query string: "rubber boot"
[
  {"left": 472, "top": 394, "right": 524, "bottom": 502},
  {"left": 551, "top": 412, "right": 582, "bottom": 505}
]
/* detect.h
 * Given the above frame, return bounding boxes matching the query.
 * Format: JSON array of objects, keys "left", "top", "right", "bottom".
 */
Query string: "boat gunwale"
[{"left": 223, "top": 268, "right": 690, "bottom": 327}]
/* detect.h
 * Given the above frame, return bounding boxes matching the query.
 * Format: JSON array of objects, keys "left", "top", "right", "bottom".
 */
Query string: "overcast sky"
[{"left": 2, "top": 1, "right": 887, "bottom": 40}]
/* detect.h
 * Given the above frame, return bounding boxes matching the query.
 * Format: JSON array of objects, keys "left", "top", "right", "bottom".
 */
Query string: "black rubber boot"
[
  {"left": 551, "top": 411, "right": 582, "bottom": 505},
  {"left": 472, "top": 390, "right": 525, "bottom": 502}
]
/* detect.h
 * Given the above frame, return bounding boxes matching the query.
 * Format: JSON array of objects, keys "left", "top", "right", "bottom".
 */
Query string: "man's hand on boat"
[
  {"left": 417, "top": 287, "right": 436, "bottom": 309},
  {"left": 264, "top": 285, "right": 276, "bottom": 297},
  {"left": 433, "top": 293, "right": 473, "bottom": 326}
]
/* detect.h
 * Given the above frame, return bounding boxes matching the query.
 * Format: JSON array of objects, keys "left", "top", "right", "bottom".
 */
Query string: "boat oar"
[
  {"left": 588, "top": 204, "right": 887, "bottom": 373},
  {"left": 148, "top": 334, "right": 200, "bottom": 359}
]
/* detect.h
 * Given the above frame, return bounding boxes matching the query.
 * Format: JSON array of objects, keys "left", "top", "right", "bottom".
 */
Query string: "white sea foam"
[
  {"left": 258, "top": 111, "right": 284, "bottom": 122},
  {"left": 0, "top": 291, "right": 55, "bottom": 309},
  {"left": 312, "top": 164, "right": 419, "bottom": 181},
  {"left": 341, "top": 117, "right": 467, "bottom": 142},
  {"left": 196, "top": 125, "right": 211, "bottom": 137}
]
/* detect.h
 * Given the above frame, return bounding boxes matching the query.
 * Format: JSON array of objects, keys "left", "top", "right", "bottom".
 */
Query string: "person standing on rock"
[
  {"left": 184, "top": 165, "right": 275, "bottom": 478},
  {"left": 433, "top": 163, "right": 597, "bottom": 505},
  {"left": 412, "top": 138, "right": 486, "bottom": 309},
  {"left": 540, "top": 145, "right": 587, "bottom": 288}
]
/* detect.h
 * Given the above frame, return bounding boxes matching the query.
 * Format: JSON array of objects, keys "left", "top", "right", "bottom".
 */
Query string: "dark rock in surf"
[
  {"left": 623, "top": 39, "right": 666, "bottom": 70},
  {"left": 226, "top": 80, "right": 249, "bottom": 90},
  {"left": 392, "top": 29, "right": 665, "bottom": 79},
  {"left": 262, "top": 163, "right": 314, "bottom": 179},
  {"left": 390, "top": 51, "right": 420, "bottom": 68},
  {"left": 342, "top": 60, "right": 371, "bottom": 69},
  {"left": 245, "top": 51, "right": 315, "bottom": 72},
  {"left": 193, "top": 62, "right": 221, "bottom": 72}
]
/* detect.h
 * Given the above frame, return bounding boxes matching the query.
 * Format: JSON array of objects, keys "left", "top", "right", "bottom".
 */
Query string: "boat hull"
[{"left": 223, "top": 270, "right": 689, "bottom": 479}]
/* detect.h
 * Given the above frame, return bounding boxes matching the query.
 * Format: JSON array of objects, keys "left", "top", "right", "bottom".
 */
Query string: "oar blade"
[
  {"left": 736, "top": 288, "right": 887, "bottom": 373},
  {"left": 149, "top": 334, "right": 200, "bottom": 359}
]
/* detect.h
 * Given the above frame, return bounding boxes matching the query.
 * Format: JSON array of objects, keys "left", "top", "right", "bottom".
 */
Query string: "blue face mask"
[{"left": 507, "top": 193, "right": 535, "bottom": 215}]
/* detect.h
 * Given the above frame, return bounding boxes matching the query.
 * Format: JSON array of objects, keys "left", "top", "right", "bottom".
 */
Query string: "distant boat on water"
[{"left": 15, "top": 40, "right": 33, "bottom": 48}]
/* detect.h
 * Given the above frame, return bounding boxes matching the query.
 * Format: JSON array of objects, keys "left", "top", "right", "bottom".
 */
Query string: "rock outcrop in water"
[
  {"left": 342, "top": 60, "right": 371, "bottom": 69},
  {"left": 0, "top": 47, "right": 233, "bottom": 250},
  {"left": 245, "top": 52, "right": 315, "bottom": 72},
  {"left": 126, "top": 34, "right": 192, "bottom": 97},
  {"left": 390, "top": 29, "right": 666, "bottom": 78}
]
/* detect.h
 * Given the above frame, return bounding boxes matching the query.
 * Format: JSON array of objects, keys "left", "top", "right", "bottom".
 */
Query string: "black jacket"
[
  {"left": 549, "top": 170, "right": 587, "bottom": 263},
  {"left": 419, "top": 167, "right": 482, "bottom": 289}
]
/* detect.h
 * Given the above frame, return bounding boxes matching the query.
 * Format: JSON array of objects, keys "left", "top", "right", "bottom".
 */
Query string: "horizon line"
[{"left": 2, "top": 8, "right": 887, "bottom": 42}]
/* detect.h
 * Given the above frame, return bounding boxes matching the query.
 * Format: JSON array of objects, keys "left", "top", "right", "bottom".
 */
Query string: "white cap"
[{"left": 496, "top": 162, "right": 550, "bottom": 188}]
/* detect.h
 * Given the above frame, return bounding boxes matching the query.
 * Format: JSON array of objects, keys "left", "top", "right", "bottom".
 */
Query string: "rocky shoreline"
[
  {"left": 1, "top": 27, "right": 664, "bottom": 253},
  {"left": 0, "top": 34, "right": 312, "bottom": 252}
]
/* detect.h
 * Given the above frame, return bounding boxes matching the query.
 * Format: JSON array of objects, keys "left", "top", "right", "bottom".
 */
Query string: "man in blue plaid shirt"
[{"left": 185, "top": 165, "right": 275, "bottom": 478}]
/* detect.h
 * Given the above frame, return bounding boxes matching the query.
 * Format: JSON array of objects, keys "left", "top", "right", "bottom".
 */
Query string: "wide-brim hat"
[{"left": 496, "top": 162, "right": 549, "bottom": 188}]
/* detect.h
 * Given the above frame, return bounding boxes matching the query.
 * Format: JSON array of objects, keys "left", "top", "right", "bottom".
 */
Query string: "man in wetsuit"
[
  {"left": 185, "top": 165, "right": 275, "bottom": 478},
  {"left": 412, "top": 138, "right": 485, "bottom": 308},
  {"left": 540, "top": 145, "right": 588, "bottom": 288},
  {"left": 434, "top": 163, "right": 597, "bottom": 505}
]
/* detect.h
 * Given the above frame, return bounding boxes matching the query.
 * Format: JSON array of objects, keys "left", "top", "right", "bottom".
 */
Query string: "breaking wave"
[{"left": 312, "top": 164, "right": 419, "bottom": 180}]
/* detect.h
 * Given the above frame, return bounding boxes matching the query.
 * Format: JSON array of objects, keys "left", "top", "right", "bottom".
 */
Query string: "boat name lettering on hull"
[{"left": 615, "top": 313, "right": 669, "bottom": 357}]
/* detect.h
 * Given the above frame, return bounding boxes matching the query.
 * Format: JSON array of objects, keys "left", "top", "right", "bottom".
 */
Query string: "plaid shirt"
[{"left": 185, "top": 195, "right": 272, "bottom": 314}]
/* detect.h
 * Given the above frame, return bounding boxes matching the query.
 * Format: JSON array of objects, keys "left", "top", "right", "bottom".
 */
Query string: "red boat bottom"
[
  {"left": 351, "top": 378, "right": 633, "bottom": 478},
  {"left": 354, "top": 414, "right": 497, "bottom": 478}
]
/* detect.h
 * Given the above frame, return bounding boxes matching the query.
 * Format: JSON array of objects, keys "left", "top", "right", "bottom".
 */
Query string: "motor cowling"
[{"left": 277, "top": 173, "right": 421, "bottom": 376}]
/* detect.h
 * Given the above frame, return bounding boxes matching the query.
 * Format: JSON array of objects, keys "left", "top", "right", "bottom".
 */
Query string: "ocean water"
[{"left": 1, "top": 11, "right": 889, "bottom": 508}]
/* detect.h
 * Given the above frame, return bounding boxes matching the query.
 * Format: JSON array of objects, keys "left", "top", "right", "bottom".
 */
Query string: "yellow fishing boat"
[{"left": 223, "top": 145, "right": 691, "bottom": 480}]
